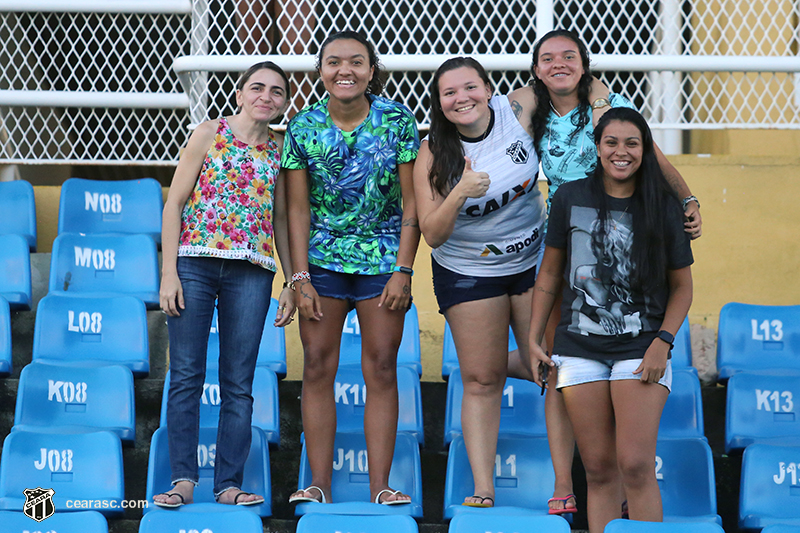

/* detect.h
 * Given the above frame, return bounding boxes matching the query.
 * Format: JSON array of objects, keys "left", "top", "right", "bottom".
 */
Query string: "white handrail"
[
  {"left": 0, "top": 0, "right": 191, "bottom": 13},
  {"left": 0, "top": 90, "right": 189, "bottom": 109},
  {"left": 173, "top": 53, "right": 800, "bottom": 74}
]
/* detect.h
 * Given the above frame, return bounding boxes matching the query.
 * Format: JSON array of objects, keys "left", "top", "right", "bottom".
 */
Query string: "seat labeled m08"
[
  {"left": 49, "top": 233, "right": 159, "bottom": 308},
  {"left": 717, "top": 303, "right": 800, "bottom": 380},
  {"left": 58, "top": 177, "right": 163, "bottom": 244},
  {"left": 32, "top": 294, "right": 149, "bottom": 376}
]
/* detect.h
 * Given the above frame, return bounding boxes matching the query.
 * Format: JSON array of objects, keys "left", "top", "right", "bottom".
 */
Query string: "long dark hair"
[
  {"left": 427, "top": 57, "right": 493, "bottom": 197},
  {"left": 530, "top": 30, "right": 593, "bottom": 157},
  {"left": 316, "top": 30, "right": 386, "bottom": 96},
  {"left": 589, "top": 107, "right": 680, "bottom": 291}
]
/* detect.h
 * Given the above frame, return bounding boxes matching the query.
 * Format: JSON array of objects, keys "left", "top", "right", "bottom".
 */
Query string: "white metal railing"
[{"left": 1, "top": 0, "right": 800, "bottom": 164}]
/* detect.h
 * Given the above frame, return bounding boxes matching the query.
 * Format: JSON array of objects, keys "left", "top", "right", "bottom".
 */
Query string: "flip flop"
[
  {"left": 462, "top": 495, "right": 494, "bottom": 508},
  {"left": 548, "top": 494, "right": 578, "bottom": 515},
  {"left": 375, "top": 489, "right": 411, "bottom": 505},
  {"left": 233, "top": 491, "right": 264, "bottom": 506},
  {"left": 289, "top": 485, "right": 327, "bottom": 504},
  {"left": 153, "top": 492, "right": 185, "bottom": 508}
]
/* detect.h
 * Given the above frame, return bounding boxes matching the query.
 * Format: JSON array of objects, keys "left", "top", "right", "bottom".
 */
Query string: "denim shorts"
[
  {"left": 310, "top": 264, "right": 392, "bottom": 310},
  {"left": 552, "top": 354, "right": 673, "bottom": 392},
  {"left": 431, "top": 256, "right": 537, "bottom": 314}
]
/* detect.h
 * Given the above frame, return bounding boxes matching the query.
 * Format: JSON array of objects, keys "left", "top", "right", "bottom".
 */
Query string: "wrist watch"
[
  {"left": 282, "top": 281, "right": 295, "bottom": 291},
  {"left": 591, "top": 98, "right": 611, "bottom": 110},
  {"left": 682, "top": 195, "right": 700, "bottom": 210},
  {"left": 656, "top": 330, "right": 675, "bottom": 349}
]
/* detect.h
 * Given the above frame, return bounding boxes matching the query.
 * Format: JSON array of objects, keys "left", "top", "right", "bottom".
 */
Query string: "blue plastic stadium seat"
[
  {"left": 444, "top": 368, "right": 545, "bottom": 446},
  {"left": 1, "top": 510, "right": 108, "bottom": 532},
  {"left": 740, "top": 443, "right": 800, "bottom": 529},
  {"left": 160, "top": 366, "right": 280, "bottom": 447},
  {"left": 717, "top": 302, "right": 800, "bottom": 381},
  {"left": 32, "top": 294, "right": 149, "bottom": 376},
  {"left": 726, "top": 371, "right": 800, "bottom": 453},
  {"left": 655, "top": 437, "right": 721, "bottom": 524},
  {"left": 138, "top": 504, "right": 263, "bottom": 532},
  {"left": 207, "top": 298, "right": 287, "bottom": 378},
  {"left": 0, "top": 234, "right": 32, "bottom": 311},
  {"left": 145, "top": 426, "right": 271, "bottom": 517},
  {"left": 443, "top": 434, "right": 554, "bottom": 519},
  {"left": 671, "top": 316, "right": 693, "bottom": 368},
  {"left": 334, "top": 365, "right": 423, "bottom": 445},
  {"left": 605, "top": 519, "right": 725, "bottom": 533},
  {"left": 58, "top": 177, "right": 163, "bottom": 244},
  {"left": 297, "top": 513, "right": 420, "bottom": 533},
  {"left": 450, "top": 511, "right": 570, "bottom": 533},
  {"left": 659, "top": 367, "right": 705, "bottom": 440},
  {"left": 442, "top": 322, "right": 518, "bottom": 380},
  {"left": 339, "top": 303, "right": 422, "bottom": 376},
  {"left": 49, "top": 233, "right": 160, "bottom": 308},
  {"left": 0, "top": 430, "right": 124, "bottom": 516},
  {"left": 295, "top": 432, "right": 422, "bottom": 517},
  {"left": 0, "top": 297, "right": 10, "bottom": 377},
  {"left": 0, "top": 180, "right": 37, "bottom": 251},
  {"left": 14, "top": 362, "right": 135, "bottom": 444},
  {"left": 761, "top": 526, "right": 800, "bottom": 533}
]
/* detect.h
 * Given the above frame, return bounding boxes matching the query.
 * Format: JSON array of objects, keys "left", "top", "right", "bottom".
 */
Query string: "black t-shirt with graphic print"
[{"left": 545, "top": 178, "right": 693, "bottom": 361}]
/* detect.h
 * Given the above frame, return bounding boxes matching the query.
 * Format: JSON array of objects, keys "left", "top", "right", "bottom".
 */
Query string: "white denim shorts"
[{"left": 552, "top": 354, "right": 672, "bottom": 392}]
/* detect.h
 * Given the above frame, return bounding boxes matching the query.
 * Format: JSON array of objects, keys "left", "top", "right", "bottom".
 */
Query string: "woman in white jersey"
[{"left": 413, "top": 57, "right": 546, "bottom": 507}]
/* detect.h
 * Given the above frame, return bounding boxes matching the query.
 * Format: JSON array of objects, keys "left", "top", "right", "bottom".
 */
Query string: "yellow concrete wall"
[{"left": 32, "top": 156, "right": 800, "bottom": 380}]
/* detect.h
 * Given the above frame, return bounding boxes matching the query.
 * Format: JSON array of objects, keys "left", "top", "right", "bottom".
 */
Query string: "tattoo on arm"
[
  {"left": 402, "top": 217, "right": 419, "bottom": 228},
  {"left": 535, "top": 286, "right": 558, "bottom": 297},
  {"left": 403, "top": 284, "right": 411, "bottom": 295},
  {"left": 510, "top": 99, "right": 523, "bottom": 119}
]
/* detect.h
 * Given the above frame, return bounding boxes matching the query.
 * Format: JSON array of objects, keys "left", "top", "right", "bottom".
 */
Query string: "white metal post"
[
  {"left": 536, "top": 0, "right": 555, "bottom": 40},
  {"left": 190, "top": 0, "right": 210, "bottom": 126},
  {"left": 655, "top": 0, "right": 683, "bottom": 154}
]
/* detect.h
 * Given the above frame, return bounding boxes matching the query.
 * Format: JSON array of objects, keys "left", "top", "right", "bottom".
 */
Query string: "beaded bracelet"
[{"left": 291, "top": 271, "right": 311, "bottom": 283}]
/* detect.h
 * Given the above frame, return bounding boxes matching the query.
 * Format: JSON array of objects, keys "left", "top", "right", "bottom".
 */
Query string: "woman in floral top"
[
  {"left": 284, "top": 31, "right": 420, "bottom": 506},
  {"left": 155, "top": 62, "right": 295, "bottom": 508}
]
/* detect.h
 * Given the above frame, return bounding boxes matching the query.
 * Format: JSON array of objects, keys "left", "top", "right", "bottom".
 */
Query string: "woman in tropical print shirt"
[{"left": 283, "top": 30, "right": 420, "bottom": 506}]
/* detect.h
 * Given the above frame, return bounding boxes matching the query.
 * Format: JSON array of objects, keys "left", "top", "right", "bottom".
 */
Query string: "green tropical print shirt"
[{"left": 282, "top": 95, "right": 419, "bottom": 274}]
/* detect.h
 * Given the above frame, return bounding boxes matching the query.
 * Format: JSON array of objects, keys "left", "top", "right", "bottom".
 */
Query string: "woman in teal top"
[{"left": 283, "top": 30, "right": 420, "bottom": 506}]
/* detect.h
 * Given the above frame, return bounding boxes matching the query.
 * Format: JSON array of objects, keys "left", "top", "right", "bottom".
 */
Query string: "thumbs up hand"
[{"left": 458, "top": 157, "right": 491, "bottom": 198}]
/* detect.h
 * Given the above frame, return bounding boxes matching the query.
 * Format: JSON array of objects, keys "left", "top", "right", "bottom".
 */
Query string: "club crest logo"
[
  {"left": 23, "top": 487, "right": 56, "bottom": 522},
  {"left": 505, "top": 140, "right": 529, "bottom": 164}
]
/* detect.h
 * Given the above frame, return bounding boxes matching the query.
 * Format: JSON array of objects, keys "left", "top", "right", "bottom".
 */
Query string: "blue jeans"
[{"left": 166, "top": 256, "right": 274, "bottom": 496}]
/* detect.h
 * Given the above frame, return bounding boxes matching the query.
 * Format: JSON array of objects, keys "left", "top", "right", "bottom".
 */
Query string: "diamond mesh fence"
[{"left": 1, "top": 0, "right": 799, "bottom": 164}]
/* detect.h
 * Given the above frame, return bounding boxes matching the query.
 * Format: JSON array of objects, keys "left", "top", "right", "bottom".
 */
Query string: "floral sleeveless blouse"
[{"left": 178, "top": 117, "right": 280, "bottom": 271}]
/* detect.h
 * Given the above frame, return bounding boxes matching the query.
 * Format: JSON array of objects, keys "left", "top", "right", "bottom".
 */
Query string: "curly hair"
[
  {"left": 529, "top": 30, "right": 594, "bottom": 158},
  {"left": 316, "top": 30, "right": 386, "bottom": 96}
]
